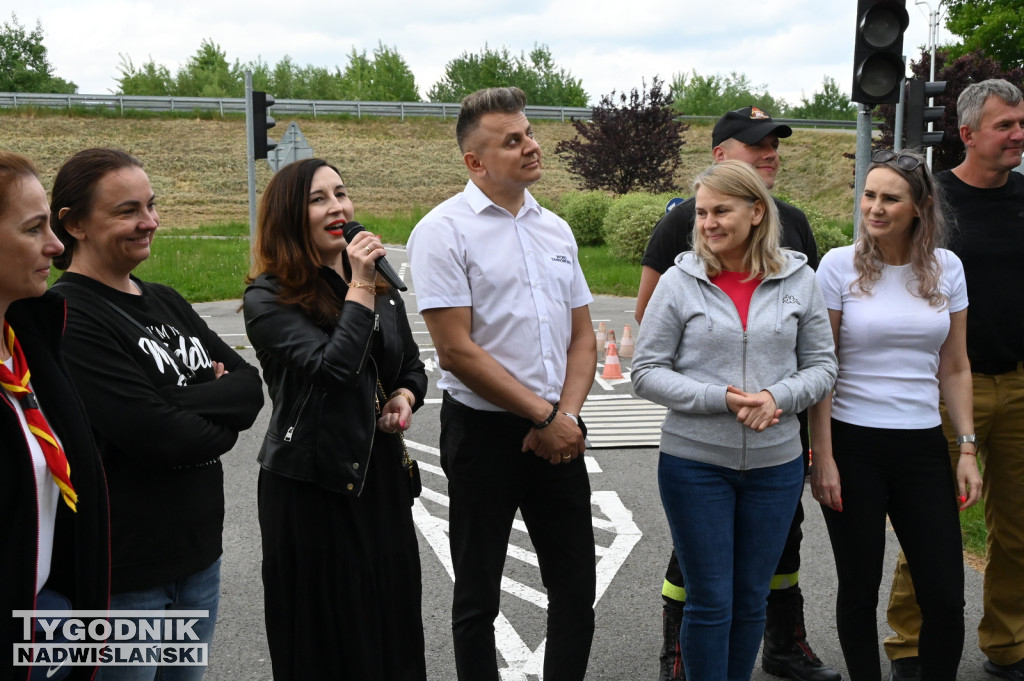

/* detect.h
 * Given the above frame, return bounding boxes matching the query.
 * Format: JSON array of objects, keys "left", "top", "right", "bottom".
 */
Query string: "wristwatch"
[
  {"left": 563, "top": 412, "right": 588, "bottom": 438},
  {"left": 956, "top": 434, "right": 977, "bottom": 446}
]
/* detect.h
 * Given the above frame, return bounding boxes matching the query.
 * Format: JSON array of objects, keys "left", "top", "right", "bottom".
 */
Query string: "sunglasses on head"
[{"left": 871, "top": 149, "right": 924, "bottom": 172}]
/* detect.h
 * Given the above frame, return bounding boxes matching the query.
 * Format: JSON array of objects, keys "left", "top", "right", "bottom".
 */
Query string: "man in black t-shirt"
[{"left": 637, "top": 106, "right": 837, "bottom": 681}]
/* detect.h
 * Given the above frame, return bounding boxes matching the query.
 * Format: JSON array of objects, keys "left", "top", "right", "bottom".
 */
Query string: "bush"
[
  {"left": 811, "top": 223, "right": 851, "bottom": 258},
  {"left": 603, "top": 193, "right": 667, "bottom": 263},
  {"left": 555, "top": 76, "right": 688, "bottom": 195},
  {"left": 777, "top": 195, "right": 853, "bottom": 258},
  {"left": 556, "top": 191, "right": 613, "bottom": 246},
  {"left": 534, "top": 194, "right": 557, "bottom": 213}
]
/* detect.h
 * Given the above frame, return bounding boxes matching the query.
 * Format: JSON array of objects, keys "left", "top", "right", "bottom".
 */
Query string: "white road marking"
[{"left": 408, "top": 451, "right": 641, "bottom": 681}]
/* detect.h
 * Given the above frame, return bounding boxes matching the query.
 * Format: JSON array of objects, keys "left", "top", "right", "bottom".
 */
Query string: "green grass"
[
  {"left": 47, "top": 216, "right": 642, "bottom": 302},
  {"left": 361, "top": 207, "right": 429, "bottom": 244},
  {"left": 961, "top": 497, "right": 987, "bottom": 558},
  {"left": 579, "top": 246, "right": 641, "bottom": 297},
  {"left": 139, "top": 236, "right": 252, "bottom": 302},
  {"left": 960, "top": 457, "right": 987, "bottom": 558}
]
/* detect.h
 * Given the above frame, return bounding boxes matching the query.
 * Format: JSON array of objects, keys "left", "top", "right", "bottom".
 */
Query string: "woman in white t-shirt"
[{"left": 810, "top": 149, "right": 982, "bottom": 681}]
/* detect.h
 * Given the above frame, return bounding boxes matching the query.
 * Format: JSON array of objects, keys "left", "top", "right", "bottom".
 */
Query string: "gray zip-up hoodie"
[{"left": 632, "top": 250, "right": 837, "bottom": 470}]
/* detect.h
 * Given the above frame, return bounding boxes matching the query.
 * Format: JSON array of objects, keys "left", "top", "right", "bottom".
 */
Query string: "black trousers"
[
  {"left": 440, "top": 393, "right": 596, "bottom": 681},
  {"left": 822, "top": 420, "right": 965, "bottom": 681}
]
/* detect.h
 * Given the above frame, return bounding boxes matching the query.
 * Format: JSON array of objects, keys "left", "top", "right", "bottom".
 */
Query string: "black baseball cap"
[{"left": 711, "top": 106, "right": 793, "bottom": 148}]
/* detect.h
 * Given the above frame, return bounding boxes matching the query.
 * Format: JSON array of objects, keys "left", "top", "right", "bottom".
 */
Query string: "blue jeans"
[
  {"left": 97, "top": 557, "right": 221, "bottom": 681},
  {"left": 658, "top": 454, "right": 803, "bottom": 681}
]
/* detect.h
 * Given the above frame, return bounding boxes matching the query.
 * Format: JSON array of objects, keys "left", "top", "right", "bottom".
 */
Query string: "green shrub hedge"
[
  {"left": 604, "top": 193, "right": 667, "bottom": 263},
  {"left": 556, "top": 190, "right": 613, "bottom": 246}
]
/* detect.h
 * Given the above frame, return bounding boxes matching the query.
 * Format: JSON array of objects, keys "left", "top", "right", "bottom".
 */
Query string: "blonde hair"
[
  {"left": 691, "top": 160, "right": 784, "bottom": 279},
  {"left": 853, "top": 151, "right": 947, "bottom": 308}
]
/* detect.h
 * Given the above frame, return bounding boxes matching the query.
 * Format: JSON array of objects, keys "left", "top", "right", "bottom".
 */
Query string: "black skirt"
[{"left": 258, "top": 433, "right": 426, "bottom": 681}]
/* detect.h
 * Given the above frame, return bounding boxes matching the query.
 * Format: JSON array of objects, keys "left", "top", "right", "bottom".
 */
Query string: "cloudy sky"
[{"left": 22, "top": 0, "right": 950, "bottom": 106}]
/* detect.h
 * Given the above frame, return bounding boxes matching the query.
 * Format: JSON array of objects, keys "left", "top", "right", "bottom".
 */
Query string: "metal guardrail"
[
  {"left": 0, "top": 92, "right": 592, "bottom": 122},
  {"left": 673, "top": 114, "right": 861, "bottom": 130},
  {"left": 0, "top": 92, "right": 861, "bottom": 129}
]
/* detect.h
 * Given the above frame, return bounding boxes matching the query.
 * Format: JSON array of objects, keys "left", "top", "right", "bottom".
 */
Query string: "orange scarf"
[{"left": 1, "top": 321, "right": 78, "bottom": 511}]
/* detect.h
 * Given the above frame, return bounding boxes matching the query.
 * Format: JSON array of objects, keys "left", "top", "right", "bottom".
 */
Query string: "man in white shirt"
[{"left": 407, "top": 86, "right": 597, "bottom": 681}]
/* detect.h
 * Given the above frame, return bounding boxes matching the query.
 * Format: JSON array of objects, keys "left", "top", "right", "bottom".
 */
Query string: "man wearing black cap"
[{"left": 636, "top": 106, "right": 838, "bottom": 681}]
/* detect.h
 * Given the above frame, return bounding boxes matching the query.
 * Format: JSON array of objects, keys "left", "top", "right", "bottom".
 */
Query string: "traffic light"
[
  {"left": 851, "top": 0, "right": 910, "bottom": 105},
  {"left": 249, "top": 90, "right": 277, "bottom": 160},
  {"left": 905, "top": 78, "right": 947, "bottom": 151}
]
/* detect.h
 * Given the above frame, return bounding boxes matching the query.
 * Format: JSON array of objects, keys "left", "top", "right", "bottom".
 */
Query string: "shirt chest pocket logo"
[{"left": 545, "top": 254, "right": 574, "bottom": 302}]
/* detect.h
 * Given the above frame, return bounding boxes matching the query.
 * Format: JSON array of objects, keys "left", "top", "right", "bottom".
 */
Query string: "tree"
[
  {"left": 788, "top": 76, "right": 857, "bottom": 121},
  {"left": 520, "top": 46, "right": 587, "bottom": 106},
  {"left": 555, "top": 77, "right": 688, "bottom": 195},
  {"left": 116, "top": 40, "right": 417, "bottom": 102},
  {"left": 944, "top": 0, "right": 1024, "bottom": 70},
  {"left": 116, "top": 55, "right": 173, "bottom": 96},
  {"left": 427, "top": 44, "right": 587, "bottom": 106},
  {"left": 669, "top": 70, "right": 785, "bottom": 116},
  {"left": 173, "top": 39, "right": 244, "bottom": 97},
  {"left": 0, "top": 13, "right": 76, "bottom": 93},
  {"left": 340, "top": 43, "right": 420, "bottom": 101},
  {"left": 875, "top": 48, "right": 1024, "bottom": 171}
]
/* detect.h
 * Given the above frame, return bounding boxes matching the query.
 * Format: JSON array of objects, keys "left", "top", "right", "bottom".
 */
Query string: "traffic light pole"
[
  {"left": 245, "top": 71, "right": 257, "bottom": 258},
  {"left": 854, "top": 104, "right": 874, "bottom": 240},
  {"left": 915, "top": 0, "right": 945, "bottom": 165}
]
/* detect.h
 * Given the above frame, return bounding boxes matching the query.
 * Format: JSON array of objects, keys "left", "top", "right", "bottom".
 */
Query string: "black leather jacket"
[{"left": 243, "top": 269, "right": 426, "bottom": 496}]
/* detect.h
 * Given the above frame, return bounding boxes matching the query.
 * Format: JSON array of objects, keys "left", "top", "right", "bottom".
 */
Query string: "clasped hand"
[
  {"left": 726, "top": 385, "right": 782, "bottom": 432},
  {"left": 377, "top": 394, "right": 411, "bottom": 434},
  {"left": 521, "top": 413, "right": 585, "bottom": 465}
]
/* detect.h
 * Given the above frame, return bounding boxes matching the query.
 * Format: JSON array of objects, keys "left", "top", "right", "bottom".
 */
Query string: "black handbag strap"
[{"left": 51, "top": 280, "right": 196, "bottom": 382}]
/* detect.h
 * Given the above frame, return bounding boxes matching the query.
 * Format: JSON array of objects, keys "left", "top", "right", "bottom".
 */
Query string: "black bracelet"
[{"left": 532, "top": 403, "right": 560, "bottom": 429}]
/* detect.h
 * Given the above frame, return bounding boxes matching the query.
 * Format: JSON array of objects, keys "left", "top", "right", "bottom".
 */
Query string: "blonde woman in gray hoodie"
[{"left": 632, "top": 160, "right": 838, "bottom": 681}]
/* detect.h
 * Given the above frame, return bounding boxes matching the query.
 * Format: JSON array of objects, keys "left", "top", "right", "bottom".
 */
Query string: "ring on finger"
[
  {"left": 364, "top": 245, "right": 372, "bottom": 253},
  {"left": 561, "top": 454, "right": 572, "bottom": 461}
]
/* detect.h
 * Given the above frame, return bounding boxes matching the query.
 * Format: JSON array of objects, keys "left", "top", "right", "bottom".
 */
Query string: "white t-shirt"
[
  {"left": 4, "top": 357, "right": 60, "bottom": 594},
  {"left": 816, "top": 245, "right": 968, "bottom": 429},
  {"left": 407, "top": 181, "right": 593, "bottom": 411}
]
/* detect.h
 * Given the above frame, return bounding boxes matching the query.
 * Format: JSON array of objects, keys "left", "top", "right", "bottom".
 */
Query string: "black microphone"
[{"left": 342, "top": 221, "right": 407, "bottom": 291}]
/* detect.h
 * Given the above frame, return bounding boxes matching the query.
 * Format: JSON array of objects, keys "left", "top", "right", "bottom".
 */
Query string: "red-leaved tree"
[{"left": 555, "top": 77, "right": 688, "bottom": 194}]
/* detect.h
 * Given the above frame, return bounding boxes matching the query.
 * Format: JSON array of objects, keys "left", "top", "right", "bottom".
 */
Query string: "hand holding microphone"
[{"left": 342, "top": 221, "right": 408, "bottom": 291}]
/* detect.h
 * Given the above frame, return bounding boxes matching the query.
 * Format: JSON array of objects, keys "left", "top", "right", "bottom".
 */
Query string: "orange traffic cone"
[
  {"left": 595, "top": 322, "right": 607, "bottom": 349},
  {"left": 602, "top": 341, "right": 624, "bottom": 379},
  {"left": 604, "top": 329, "right": 616, "bottom": 356},
  {"left": 619, "top": 324, "right": 634, "bottom": 357}
]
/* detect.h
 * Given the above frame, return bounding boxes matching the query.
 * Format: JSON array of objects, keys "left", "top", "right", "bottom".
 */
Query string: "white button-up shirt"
[{"left": 407, "top": 180, "right": 593, "bottom": 411}]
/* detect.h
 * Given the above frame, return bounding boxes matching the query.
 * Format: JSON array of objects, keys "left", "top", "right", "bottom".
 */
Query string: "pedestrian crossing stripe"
[{"left": 582, "top": 396, "right": 665, "bottom": 449}]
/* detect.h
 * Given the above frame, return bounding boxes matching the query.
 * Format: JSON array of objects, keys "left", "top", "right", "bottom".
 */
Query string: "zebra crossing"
[{"left": 582, "top": 394, "right": 666, "bottom": 449}]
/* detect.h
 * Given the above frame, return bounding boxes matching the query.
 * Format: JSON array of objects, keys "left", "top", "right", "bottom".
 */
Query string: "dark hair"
[
  {"left": 455, "top": 86, "right": 528, "bottom": 153},
  {"left": 249, "top": 158, "right": 348, "bottom": 327},
  {"left": 0, "top": 151, "right": 40, "bottom": 220},
  {"left": 50, "top": 148, "right": 144, "bottom": 270}
]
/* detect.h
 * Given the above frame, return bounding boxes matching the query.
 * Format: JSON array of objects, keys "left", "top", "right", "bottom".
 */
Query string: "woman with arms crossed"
[
  {"left": 810, "top": 149, "right": 981, "bottom": 681},
  {"left": 49, "top": 148, "right": 264, "bottom": 681}
]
